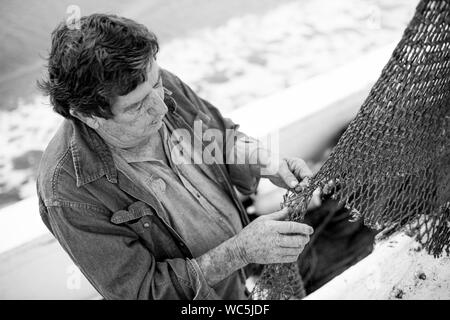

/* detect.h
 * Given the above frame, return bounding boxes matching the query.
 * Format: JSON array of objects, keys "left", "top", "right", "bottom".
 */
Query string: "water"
[{"left": 0, "top": 0, "right": 417, "bottom": 208}]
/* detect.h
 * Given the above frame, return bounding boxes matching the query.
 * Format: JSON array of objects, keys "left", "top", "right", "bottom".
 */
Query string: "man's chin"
[{"left": 143, "top": 120, "right": 163, "bottom": 137}]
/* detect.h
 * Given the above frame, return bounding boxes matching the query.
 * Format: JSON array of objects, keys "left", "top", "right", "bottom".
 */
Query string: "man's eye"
[
  {"left": 126, "top": 102, "right": 141, "bottom": 113},
  {"left": 135, "top": 95, "right": 150, "bottom": 111}
]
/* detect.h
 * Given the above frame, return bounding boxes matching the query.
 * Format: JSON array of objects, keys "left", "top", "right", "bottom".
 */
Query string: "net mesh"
[{"left": 251, "top": 0, "right": 450, "bottom": 300}]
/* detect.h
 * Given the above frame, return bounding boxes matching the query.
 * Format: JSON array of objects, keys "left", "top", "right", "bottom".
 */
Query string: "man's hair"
[{"left": 38, "top": 13, "right": 159, "bottom": 119}]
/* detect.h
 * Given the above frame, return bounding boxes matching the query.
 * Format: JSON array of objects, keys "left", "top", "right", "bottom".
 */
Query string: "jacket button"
[{"left": 143, "top": 222, "right": 150, "bottom": 228}]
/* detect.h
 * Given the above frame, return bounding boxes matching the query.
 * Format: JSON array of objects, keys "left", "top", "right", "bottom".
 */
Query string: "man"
[{"left": 37, "top": 14, "right": 313, "bottom": 300}]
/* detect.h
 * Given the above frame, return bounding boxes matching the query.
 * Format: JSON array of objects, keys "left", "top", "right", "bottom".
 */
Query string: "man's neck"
[{"left": 106, "top": 130, "right": 168, "bottom": 164}]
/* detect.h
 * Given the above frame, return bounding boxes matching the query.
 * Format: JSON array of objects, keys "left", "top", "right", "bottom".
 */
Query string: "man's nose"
[{"left": 148, "top": 91, "right": 168, "bottom": 115}]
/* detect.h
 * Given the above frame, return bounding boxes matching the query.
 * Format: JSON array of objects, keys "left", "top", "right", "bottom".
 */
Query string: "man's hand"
[
  {"left": 239, "top": 137, "right": 312, "bottom": 189},
  {"left": 195, "top": 207, "right": 313, "bottom": 286},
  {"left": 259, "top": 153, "right": 313, "bottom": 190},
  {"left": 232, "top": 207, "right": 313, "bottom": 265}
]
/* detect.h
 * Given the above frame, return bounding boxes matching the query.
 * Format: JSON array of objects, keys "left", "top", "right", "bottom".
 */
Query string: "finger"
[
  {"left": 278, "top": 160, "right": 299, "bottom": 189},
  {"left": 322, "top": 179, "right": 336, "bottom": 194},
  {"left": 279, "top": 245, "right": 306, "bottom": 259},
  {"left": 276, "top": 221, "right": 314, "bottom": 235},
  {"left": 280, "top": 248, "right": 298, "bottom": 256},
  {"left": 280, "top": 247, "right": 304, "bottom": 256},
  {"left": 297, "top": 177, "right": 311, "bottom": 191},
  {"left": 261, "top": 207, "right": 291, "bottom": 221},
  {"left": 286, "top": 158, "right": 313, "bottom": 181},
  {"left": 277, "top": 234, "right": 310, "bottom": 248},
  {"left": 307, "top": 188, "right": 322, "bottom": 209},
  {"left": 279, "top": 255, "right": 300, "bottom": 263}
]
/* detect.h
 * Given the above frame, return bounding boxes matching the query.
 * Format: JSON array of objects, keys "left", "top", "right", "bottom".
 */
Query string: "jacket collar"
[
  {"left": 70, "top": 88, "right": 179, "bottom": 187},
  {"left": 70, "top": 118, "right": 118, "bottom": 187}
]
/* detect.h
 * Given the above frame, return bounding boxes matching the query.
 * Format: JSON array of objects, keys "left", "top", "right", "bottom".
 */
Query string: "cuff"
[{"left": 186, "top": 258, "right": 222, "bottom": 300}]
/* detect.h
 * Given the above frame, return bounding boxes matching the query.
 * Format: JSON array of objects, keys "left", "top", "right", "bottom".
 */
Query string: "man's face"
[{"left": 92, "top": 59, "right": 168, "bottom": 149}]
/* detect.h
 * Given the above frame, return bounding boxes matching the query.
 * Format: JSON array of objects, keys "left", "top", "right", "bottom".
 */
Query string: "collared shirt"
[
  {"left": 36, "top": 69, "right": 260, "bottom": 300},
  {"left": 111, "top": 121, "right": 247, "bottom": 299}
]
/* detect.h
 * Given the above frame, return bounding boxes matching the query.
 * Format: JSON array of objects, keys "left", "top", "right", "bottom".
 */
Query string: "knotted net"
[{"left": 251, "top": 0, "right": 450, "bottom": 300}]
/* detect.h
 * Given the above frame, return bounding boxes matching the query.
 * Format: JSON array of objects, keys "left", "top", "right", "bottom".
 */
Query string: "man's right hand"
[
  {"left": 195, "top": 207, "right": 313, "bottom": 287},
  {"left": 232, "top": 207, "right": 313, "bottom": 265}
]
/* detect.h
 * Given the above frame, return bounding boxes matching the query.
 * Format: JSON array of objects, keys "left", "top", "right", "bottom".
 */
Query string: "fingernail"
[
  {"left": 290, "top": 181, "right": 297, "bottom": 188},
  {"left": 308, "top": 227, "right": 314, "bottom": 234}
]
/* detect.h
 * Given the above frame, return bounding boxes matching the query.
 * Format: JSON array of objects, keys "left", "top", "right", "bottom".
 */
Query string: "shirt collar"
[{"left": 163, "top": 87, "right": 178, "bottom": 113}]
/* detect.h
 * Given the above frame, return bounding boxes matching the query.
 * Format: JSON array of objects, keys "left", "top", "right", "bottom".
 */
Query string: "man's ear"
[{"left": 69, "top": 109, "right": 100, "bottom": 130}]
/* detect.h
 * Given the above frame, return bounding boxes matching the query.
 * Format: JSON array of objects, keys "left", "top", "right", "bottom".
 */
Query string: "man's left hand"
[{"left": 262, "top": 156, "right": 313, "bottom": 190}]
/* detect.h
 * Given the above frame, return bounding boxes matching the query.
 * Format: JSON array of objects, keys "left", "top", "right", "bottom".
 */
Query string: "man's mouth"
[{"left": 151, "top": 116, "right": 163, "bottom": 125}]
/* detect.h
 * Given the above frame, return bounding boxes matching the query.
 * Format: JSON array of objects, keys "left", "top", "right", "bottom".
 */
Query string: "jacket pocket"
[
  {"left": 111, "top": 201, "right": 153, "bottom": 225},
  {"left": 110, "top": 201, "right": 183, "bottom": 259}
]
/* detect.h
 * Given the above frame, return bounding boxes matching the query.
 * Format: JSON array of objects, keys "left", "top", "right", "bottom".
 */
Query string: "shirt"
[
  {"left": 110, "top": 122, "right": 247, "bottom": 299},
  {"left": 36, "top": 69, "right": 261, "bottom": 300}
]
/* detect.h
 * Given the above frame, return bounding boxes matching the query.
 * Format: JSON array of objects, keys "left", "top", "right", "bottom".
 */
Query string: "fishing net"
[{"left": 251, "top": 0, "right": 450, "bottom": 300}]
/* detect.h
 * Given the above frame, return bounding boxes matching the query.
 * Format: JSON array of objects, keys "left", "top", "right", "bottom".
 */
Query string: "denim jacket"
[{"left": 36, "top": 69, "right": 259, "bottom": 299}]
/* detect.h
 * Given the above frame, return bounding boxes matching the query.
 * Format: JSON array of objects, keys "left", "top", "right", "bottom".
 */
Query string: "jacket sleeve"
[
  {"left": 40, "top": 202, "right": 221, "bottom": 300},
  {"left": 172, "top": 75, "right": 260, "bottom": 195}
]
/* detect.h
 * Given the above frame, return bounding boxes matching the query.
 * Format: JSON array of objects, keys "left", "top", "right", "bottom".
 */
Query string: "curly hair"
[{"left": 38, "top": 13, "right": 159, "bottom": 119}]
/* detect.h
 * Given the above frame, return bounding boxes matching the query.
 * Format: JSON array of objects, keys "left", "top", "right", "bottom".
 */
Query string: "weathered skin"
[{"left": 196, "top": 207, "right": 313, "bottom": 286}]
